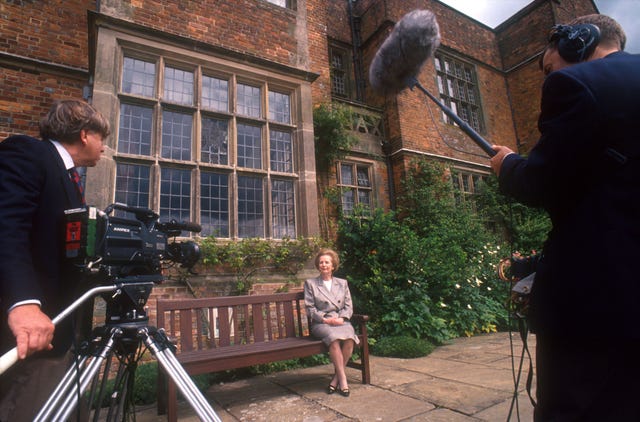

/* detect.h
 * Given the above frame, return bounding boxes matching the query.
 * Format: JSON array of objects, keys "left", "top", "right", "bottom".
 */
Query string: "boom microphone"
[
  {"left": 368, "top": 9, "right": 496, "bottom": 157},
  {"left": 369, "top": 9, "right": 440, "bottom": 94}
]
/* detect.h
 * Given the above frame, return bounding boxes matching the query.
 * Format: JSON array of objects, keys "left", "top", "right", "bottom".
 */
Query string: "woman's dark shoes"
[
  {"left": 327, "top": 384, "right": 337, "bottom": 394},
  {"left": 338, "top": 387, "right": 350, "bottom": 397}
]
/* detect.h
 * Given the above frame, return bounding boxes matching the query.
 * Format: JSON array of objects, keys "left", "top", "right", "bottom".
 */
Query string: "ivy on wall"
[{"left": 198, "top": 236, "right": 328, "bottom": 293}]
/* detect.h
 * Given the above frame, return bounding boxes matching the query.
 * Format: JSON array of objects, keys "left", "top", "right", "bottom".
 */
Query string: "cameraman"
[
  {"left": 490, "top": 14, "right": 640, "bottom": 421},
  {"left": 0, "top": 99, "right": 110, "bottom": 420}
]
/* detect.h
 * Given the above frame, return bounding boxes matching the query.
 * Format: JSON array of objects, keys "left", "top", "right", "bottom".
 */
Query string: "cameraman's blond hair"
[{"left": 40, "top": 99, "right": 110, "bottom": 144}]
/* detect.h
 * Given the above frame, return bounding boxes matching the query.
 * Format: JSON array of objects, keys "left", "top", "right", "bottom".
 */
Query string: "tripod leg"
[
  {"left": 140, "top": 328, "right": 222, "bottom": 422},
  {"left": 104, "top": 353, "right": 132, "bottom": 421},
  {"left": 89, "top": 350, "right": 115, "bottom": 422},
  {"left": 35, "top": 355, "right": 89, "bottom": 420},
  {"left": 35, "top": 328, "right": 121, "bottom": 422}
]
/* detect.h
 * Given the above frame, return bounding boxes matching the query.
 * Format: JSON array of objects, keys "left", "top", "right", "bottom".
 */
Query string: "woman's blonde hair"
[{"left": 314, "top": 248, "right": 340, "bottom": 272}]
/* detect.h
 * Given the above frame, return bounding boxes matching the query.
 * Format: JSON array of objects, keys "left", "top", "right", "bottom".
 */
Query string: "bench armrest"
[{"left": 351, "top": 314, "right": 369, "bottom": 324}]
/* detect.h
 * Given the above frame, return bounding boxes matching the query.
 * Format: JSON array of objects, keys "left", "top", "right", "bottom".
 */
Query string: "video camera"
[
  {"left": 63, "top": 203, "right": 202, "bottom": 326},
  {"left": 64, "top": 203, "right": 201, "bottom": 283}
]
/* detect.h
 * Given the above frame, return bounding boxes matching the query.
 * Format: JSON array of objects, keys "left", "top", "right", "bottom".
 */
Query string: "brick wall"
[
  {"left": 1, "top": 0, "right": 600, "bottom": 299},
  {"left": 0, "top": 68, "right": 86, "bottom": 138},
  {"left": 0, "top": 0, "right": 93, "bottom": 138}
]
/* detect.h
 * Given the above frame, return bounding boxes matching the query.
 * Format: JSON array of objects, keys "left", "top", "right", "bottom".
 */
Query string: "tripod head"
[{"left": 101, "top": 275, "right": 160, "bottom": 328}]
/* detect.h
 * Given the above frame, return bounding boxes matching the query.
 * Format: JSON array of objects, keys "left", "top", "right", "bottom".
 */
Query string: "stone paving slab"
[
  {"left": 394, "top": 374, "right": 509, "bottom": 416},
  {"left": 135, "top": 332, "right": 536, "bottom": 421}
]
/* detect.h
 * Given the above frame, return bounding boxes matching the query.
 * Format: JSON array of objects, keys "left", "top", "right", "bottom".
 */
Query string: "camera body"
[
  {"left": 63, "top": 204, "right": 201, "bottom": 325},
  {"left": 64, "top": 203, "right": 201, "bottom": 280}
]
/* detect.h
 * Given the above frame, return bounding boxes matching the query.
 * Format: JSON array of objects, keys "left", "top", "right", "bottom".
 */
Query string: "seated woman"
[{"left": 304, "top": 248, "right": 359, "bottom": 397}]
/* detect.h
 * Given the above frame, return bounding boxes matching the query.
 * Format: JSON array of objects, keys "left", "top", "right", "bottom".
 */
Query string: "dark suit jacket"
[
  {"left": 0, "top": 135, "right": 84, "bottom": 353},
  {"left": 499, "top": 51, "right": 640, "bottom": 339}
]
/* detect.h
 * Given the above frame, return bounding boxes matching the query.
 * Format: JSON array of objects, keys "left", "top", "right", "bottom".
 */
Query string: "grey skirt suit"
[{"left": 304, "top": 277, "right": 360, "bottom": 346}]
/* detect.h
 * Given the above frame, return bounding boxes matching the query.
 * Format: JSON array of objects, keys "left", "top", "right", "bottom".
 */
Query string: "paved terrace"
[{"left": 136, "top": 331, "right": 536, "bottom": 421}]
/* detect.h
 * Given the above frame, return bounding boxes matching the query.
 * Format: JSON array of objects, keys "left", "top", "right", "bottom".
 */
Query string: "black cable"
[{"left": 503, "top": 201, "right": 536, "bottom": 421}]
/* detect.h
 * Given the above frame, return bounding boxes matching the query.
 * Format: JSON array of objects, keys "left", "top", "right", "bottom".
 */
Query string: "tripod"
[{"left": 11, "top": 278, "right": 221, "bottom": 421}]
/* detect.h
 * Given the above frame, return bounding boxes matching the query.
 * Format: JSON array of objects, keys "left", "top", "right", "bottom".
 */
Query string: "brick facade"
[{"left": 1, "top": 0, "right": 598, "bottom": 292}]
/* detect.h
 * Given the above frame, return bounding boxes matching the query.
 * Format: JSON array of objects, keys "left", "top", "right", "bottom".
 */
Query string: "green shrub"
[
  {"left": 371, "top": 336, "right": 435, "bottom": 358},
  {"left": 90, "top": 361, "right": 211, "bottom": 408},
  {"left": 338, "top": 160, "right": 514, "bottom": 343},
  {"left": 130, "top": 360, "right": 158, "bottom": 405}
]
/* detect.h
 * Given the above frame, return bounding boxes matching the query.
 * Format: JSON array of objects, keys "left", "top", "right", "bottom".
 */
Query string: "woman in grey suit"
[{"left": 304, "top": 248, "right": 359, "bottom": 397}]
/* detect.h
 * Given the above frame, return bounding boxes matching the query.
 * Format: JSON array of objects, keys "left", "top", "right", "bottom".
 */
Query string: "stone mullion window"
[
  {"left": 451, "top": 168, "right": 487, "bottom": 209},
  {"left": 329, "top": 43, "right": 354, "bottom": 100},
  {"left": 114, "top": 51, "right": 298, "bottom": 239},
  {"left": 337, "top": 161, "right": 372, "bottom": 215},
  {"left": 434, "top": 53, "right": 485, "bottom": 133}
]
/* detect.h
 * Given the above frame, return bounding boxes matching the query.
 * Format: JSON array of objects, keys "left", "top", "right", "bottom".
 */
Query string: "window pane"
[
  {"left": 341, "top": 188, "right": 354, "bottom": 215},
  {"left": 115, "top": 163, "right": 150, "bottom": 209},
  {"left": 237, "top": 123, "right": 262, "bottom": 169},
  {"left": 452, "top": 172, "right": 460, "bottom": 190},
  {"left": 162, "top": 110, "right": 192, "bottom": 161},
  {"left": 164, "top": 66, "right": 194, "bottom": 106},
  {"left": 358, "top": 190, "right": 371, "bottom": 210},
  {"left": 118, "top": 103, "right": 152, "bottom": 155},
  {"left": 238, "top": 175, "right": 264, "bottom": 238},
  {"left": 201, "top": 172, "right": 229, "bottom": 237},
  {"left": 268, "top": 91, "right": 290, "bottom": 124},
  {"left": 437, "top": 75, "right": 445, "bottom": 94},
  {"left": 160, "top": 167, "right": 191, "bottom": 222},
  {"left": 122, "top": 57, "right": 155, "bottom": 97},
  {"left": 356, "top": 166, "right": 370, "bottom": 187},
  {"left": 463, "top": 174, "right": 471, "bottom": 192},
  {"left": 201, "top": 117, "right": 228, "bottom": 165},
  {"left": 271, "top": 179, "right": 295, "bottom": 239},
  {"left": 202, "top": 75, "right": 228, "bottom": 112},
  {"left": 237, "top": 83, "right": 261, "bottom": 118},
  {"left": 340, "top": 163, "right": 354, "bottom": 186},
  {"left": 331, "top": 49, "right": 347, "bottom": 97},
  {"left": 270, "top": 130, "right": 292, "bottom": 173}
]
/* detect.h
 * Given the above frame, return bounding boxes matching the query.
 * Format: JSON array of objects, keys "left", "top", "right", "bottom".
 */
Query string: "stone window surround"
[{"left": 87, "top": 20, "right": 320, "bottom": 239}]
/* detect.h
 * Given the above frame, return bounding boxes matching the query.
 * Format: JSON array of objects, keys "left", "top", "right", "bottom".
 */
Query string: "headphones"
[{"left": 548, "top": 24, "right": 601, "bottom": 62}]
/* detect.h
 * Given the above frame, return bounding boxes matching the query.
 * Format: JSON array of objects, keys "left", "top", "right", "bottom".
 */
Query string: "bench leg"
[
  {"left": 157, "top": 367, "right": 167, "bottom": 415},
  {"left": 156, "top": 367, "right": 178, "bottom": 420},
  {"left": 360, "top": 340, "right": 371, "bottom": 384},
  {"left": 167, "top": 379, "right": 178, "bottom": 422}
]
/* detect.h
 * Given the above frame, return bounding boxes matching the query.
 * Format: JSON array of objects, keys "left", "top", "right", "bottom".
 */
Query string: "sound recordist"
[{"left": 490, "top": 14, "right": 639, "bottom": 421}]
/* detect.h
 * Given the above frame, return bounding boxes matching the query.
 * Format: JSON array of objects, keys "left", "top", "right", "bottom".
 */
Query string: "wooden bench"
[{"left": 155, "top": 291, "right": 370, "bottom": 420}]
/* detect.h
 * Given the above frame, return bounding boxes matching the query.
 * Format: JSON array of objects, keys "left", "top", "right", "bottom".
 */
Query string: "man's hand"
[
  {"left": 490, "top": 145, "right": 515, "bottom": 176},
  {"left": 7, "top": 304, "right": 54, "bottom": 359}
]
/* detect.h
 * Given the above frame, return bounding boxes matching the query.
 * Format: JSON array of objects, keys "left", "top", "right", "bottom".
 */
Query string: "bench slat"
[
  {"left": 180, "top": 309, "right": 193, "bottom": 352},
  {"left": 283, "top": 299, "right": 295, "bottom": 338},
  {"left": 218, "top": 306, "right": 230, "bottom": 347},
  {"left": 253, "top": 302, "right": 265, "bottom": 342}
]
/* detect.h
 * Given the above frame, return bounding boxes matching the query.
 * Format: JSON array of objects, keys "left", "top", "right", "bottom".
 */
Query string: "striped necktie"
[{"left": 68, "top": 167, "right": 85, "bottom": 205}]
